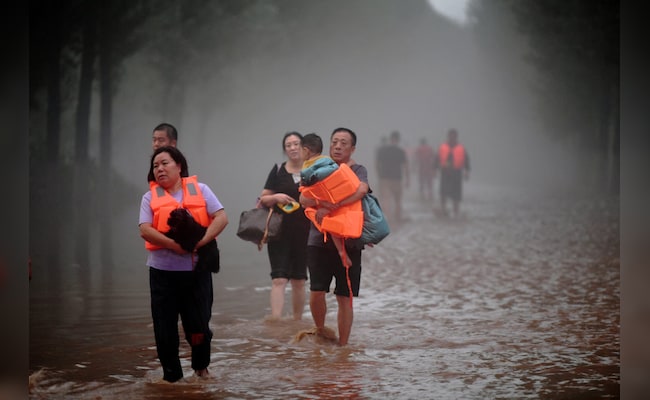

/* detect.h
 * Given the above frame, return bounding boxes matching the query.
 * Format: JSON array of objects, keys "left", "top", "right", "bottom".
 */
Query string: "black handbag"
[
  {"left": 195, "top": 240, "right": 220, "bottom": 274},
  {"left": 236, "top": 207, "right": 283, "bottom": 250}
]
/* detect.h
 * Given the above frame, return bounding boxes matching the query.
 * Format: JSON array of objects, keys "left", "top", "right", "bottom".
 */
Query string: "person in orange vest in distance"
[
  {"left": 299, "top": 128, "right": 369, "bottom": 346},
  {"left": 434, "top": 128, "right": 470, "bottom": 217}
]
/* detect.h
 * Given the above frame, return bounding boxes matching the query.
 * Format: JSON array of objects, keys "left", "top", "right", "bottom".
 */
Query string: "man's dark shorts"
[{"left": 307, "top": 245, "right": 362, "bottom": 297}]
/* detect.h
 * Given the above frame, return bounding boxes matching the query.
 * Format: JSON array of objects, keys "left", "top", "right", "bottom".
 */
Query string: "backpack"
[
  {"left": 349, "top": 193, "right": 390, "bottom": 248},
  {"left": 361, "top": 193, "right": 390, "bottom": 244}
]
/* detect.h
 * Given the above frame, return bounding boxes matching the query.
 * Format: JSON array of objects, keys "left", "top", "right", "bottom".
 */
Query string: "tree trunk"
[
  {"left": 43, "top": 0, "right": 63, "bottom": 289},
  {"left": 99, "top": 2, "right": 114, "bottom": 284},
  {"left": 606, "top": 80, "right": 619, "bottom": 194},
  {"left": 74, "top": 2, "right": 97, "bottom": 278},
  {"left": 597, "top": 69, "right": 620, "bottom": 195},
  {"left": 39, "top": 1, "right": 66, "bottom": 292}
]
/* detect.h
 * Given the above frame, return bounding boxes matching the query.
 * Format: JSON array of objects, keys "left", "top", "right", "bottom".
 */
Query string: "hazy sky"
[{"left": 428, "top": 0, "right": 470, "bottom": 24}]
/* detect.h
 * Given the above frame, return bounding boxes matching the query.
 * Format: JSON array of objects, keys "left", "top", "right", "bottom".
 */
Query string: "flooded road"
[{"left": 29, "top": 183, "right": 619, "bottom": 399}]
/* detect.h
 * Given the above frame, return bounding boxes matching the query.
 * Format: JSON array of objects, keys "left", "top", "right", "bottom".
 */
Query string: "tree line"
[
  {"left": 469, "top": 0, "right": 619, "bottom": 192},
  {"left": 29, "top": 0, "right": 619, "bottom": 276}
]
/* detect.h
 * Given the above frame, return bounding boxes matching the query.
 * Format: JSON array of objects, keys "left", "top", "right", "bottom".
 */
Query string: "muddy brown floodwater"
[{"left": 29, "top": 183, "right": 619, "bottom": 399}]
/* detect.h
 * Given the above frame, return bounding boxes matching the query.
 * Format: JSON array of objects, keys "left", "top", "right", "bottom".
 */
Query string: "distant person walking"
[
  {"left": 434, "top": 129, "right": 470, "bottom": 217},
  {"left": 374, "top": 136, "right": 388, "bottom": 186},
  {"left": 152, "top": 122, "right": 178, "bottom": 151},
  {"left": 376, "top": 130, "right": 409, "bottom": 225},
  {"left": 414, "top": 137, "right": 435, "bottom": 202}
]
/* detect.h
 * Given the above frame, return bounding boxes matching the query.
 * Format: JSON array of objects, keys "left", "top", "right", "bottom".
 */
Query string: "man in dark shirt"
[{"left": 376, "top": 130, "right": 409, "bottom": 224}]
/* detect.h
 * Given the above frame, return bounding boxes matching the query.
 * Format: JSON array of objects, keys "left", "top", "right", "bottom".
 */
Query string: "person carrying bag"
[{"left": 237, "top": 132, "right": 311, "bottom": 321}]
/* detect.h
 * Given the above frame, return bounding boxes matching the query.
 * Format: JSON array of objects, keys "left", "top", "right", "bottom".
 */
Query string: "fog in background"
[
  {"left": 106, "top": 2, "right": 568, "bottom": 260},
  {"left": 28, "top": 0, "right": 618, "bottom": 275},
  {"left": 111, "top": 1, "right": 555, "bottom": 192}
]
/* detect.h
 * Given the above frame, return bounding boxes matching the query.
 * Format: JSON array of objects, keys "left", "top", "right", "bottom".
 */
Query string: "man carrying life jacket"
[
  {"left": 434, "top": 128, "right": 470, "bottom": 217},
  {"left": 299, "top": 133, "right": 364, "bottom": 269},
  {"left": 299, "top": 128, "right": 369, "bottom": 346}
]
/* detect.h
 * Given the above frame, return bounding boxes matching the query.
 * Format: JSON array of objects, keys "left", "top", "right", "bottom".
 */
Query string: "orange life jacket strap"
[{"left": 337, "top": 240, "right": 353, "bottom": 309}]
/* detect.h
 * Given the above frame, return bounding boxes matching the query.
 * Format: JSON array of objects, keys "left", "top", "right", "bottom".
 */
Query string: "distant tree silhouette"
[{"left": 469, "top": 0, "right": 619, "bottom": 193}]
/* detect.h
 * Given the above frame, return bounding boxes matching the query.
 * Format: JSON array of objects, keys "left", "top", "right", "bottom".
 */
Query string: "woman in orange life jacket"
[
  {"left": 299, "top": 128, "right": 369, "bottom": 346},
  {"left": 258, "top": 132, "right": 311, "bottom": 321},
  {"left": 138, "top": 146, "right": 228, "bottom": 382}
]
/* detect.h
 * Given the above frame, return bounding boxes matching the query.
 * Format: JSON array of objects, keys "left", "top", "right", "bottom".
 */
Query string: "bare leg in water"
[
  {"left": 336, "top": 294, "right": 354, "bottom": 345},
  {"left": 290, "top": 278, "right": 306, "bottom": 320},
  {"left": 270, "top": 277, "right": 288, "bottom": 319},
  {"left": 332, "top": 236, "right": 354, "bottom": 345},
  {"left": 310, "top": 290, "right": 327, "bottom": 331}
]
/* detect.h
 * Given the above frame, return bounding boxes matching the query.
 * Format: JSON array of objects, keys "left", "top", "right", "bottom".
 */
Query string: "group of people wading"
[
  {"left": 376, "top": 128, "right": 470, "bottom": 224},
  {"left": 139, "top": 124, "right": 373, "bottom": 383},
  {"left": 138, "top": 123, "right": 469, "bottom": 383}
]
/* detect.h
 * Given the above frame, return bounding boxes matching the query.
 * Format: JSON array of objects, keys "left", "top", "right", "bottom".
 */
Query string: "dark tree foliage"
[
  {"left": 29, "top": 0, "right": 270, "bottom": 274},
  {"left": 139, "top": 0, "right": 264, "bottom": 126},
  {"left": 29, "top": 0, "right": 85, "bottom": 279},
  {"left": 469, "top": 0, "right": 619, "bottom": 192},
  {"left": 29, "top": 0, "right": 156, "bottom": 275}
]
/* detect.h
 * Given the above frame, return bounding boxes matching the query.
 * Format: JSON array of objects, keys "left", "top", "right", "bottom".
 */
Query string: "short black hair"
[
  {"left": 331, "top": 127, "right": 357, "bottom": 146},
  {"left": 153, "top": 123, "right": 178, "bottom": 142},
  {"left": 302, "top": 133, "right": 323, "bottom": 154}
]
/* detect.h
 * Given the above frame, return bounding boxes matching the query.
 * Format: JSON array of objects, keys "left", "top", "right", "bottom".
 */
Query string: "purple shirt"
[{"left": 139, "top": 182, "right": 223, "bottom": 271}]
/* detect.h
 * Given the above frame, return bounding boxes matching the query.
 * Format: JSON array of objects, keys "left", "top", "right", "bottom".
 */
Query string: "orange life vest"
[
  {"left": 303, "top": 200, "right": 364, "bottom": 239},
  {"left": 438, "top": 143, "right": 466, "bottom": 169},
  {"left": 300, "top": 164, "right": 364, "bottom": 239},
  {"left": 299, "top": 163, "right": 361, "bottom": 204},
  {"left": 145, "top": 175, "right": 211, "bottom": 251}
]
